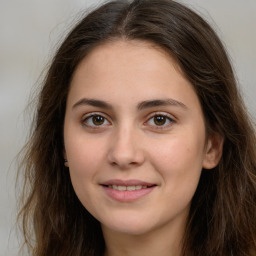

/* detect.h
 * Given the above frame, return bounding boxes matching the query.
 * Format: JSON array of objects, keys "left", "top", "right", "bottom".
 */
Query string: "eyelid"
[
  {"left": 147, "top": 111, "right": 175, "bottom": 119},
  {"left": 144, "top": 111, "right": 176, "bottom": 129},
  {"left": 80, "top": 111, "right": 176, "bottom": 130},
  {"left": 81, "top": 112, "right": 112, "bottom": 128}
]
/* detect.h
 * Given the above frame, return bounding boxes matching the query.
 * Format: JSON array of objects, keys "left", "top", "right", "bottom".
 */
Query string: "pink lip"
[
  {"left": 100, "top": 179, "right": 157, "bottom": 202},
  {"left": 101, "top": 179, "right": 155, "bottom": 187}
]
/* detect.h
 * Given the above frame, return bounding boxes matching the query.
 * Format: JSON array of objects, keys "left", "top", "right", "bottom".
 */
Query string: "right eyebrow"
[
  {"left": 137, "top": 98, "right": 187, "bottom": 110},
  {"left": 72, "top": 98, "right": 113, "bottom": 110}
]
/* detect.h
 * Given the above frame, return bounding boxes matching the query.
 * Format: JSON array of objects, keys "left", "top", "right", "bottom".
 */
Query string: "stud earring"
[{"left": 64, "top": 159, "right": 69, "bottom": 167}]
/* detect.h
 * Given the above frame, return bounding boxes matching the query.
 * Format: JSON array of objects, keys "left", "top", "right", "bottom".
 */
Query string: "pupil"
[
  {"left": 154, "top": 116, "right": 166, "bottom": 126},
  {"left": 93, "top": 115, "right": 104, "bottom": 125}
]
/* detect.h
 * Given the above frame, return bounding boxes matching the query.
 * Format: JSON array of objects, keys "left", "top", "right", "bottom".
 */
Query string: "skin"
[{"left": 64, "top": 40, "right": 223, "bottom": 256}]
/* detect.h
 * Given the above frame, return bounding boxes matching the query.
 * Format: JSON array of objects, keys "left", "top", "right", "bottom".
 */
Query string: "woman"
[{"left": 18, "top": 0, "right": 256, "bottom": 255}]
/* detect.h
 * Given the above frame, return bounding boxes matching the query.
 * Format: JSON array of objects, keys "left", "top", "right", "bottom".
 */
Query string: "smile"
[
  {"left": 101, "top": 180, "right": 157, "bottom": 202},
  {"left": 107, "top": 185, "right": 150, "bottom": 191}
]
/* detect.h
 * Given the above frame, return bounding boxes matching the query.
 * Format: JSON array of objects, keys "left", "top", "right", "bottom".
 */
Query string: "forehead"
[
  {"left": 71, "top": 39, "right": 185, "bottom": 89},
  {"left": 68, "top": 39, "right": 200, "bottom": 111},
  {"left": 80, "top": 39, "right": 180, "bottom": 70}
]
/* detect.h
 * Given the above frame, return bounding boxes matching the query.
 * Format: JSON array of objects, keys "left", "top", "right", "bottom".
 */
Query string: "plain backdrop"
[{"left": 0, "top": 0, "right": 255, "bottom": 255}]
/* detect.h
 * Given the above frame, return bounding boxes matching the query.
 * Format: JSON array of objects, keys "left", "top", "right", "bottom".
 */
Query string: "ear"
[
  {"left": 203, "top": 132, "right": 224, "bottom": 170},
  {"left": 63, "top": 150, "right": 69, "bottom": 167}
]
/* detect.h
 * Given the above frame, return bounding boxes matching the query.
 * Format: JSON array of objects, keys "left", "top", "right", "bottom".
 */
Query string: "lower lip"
[{"left": 102, "top": 186, "right": 156, "bottom": 202}]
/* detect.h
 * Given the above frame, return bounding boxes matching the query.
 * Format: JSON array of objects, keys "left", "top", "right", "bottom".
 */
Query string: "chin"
[{"left": 100, "top": 214, "right": 156, "bottom": 236}]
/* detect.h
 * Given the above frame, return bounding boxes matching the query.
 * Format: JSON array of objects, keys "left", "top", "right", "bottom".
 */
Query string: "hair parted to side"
[{"left": 18, "top": 0, "right": 256, "bottom": 255}]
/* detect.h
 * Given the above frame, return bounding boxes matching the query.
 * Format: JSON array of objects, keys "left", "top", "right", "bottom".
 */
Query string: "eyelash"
[
  {"left": 81, "top": 112, "right": 175, "bottom": 130},
  {"left": 145, "top": 112, "right": 175, "bottom": 129},
  {"left": 82, "top": 113, "right": 111, "bottom": 129}
]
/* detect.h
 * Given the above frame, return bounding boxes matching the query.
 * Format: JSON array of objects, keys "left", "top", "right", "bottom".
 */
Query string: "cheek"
[
  {"left": 149, "top": 133, "right": 205, "bottom": 187},
  {"left": 152, "top": 135, "right": 204, "bottom": 165},
  {"left": 64, "top": 134, "right": 101, "bottom": 194},
  {"left": 67, "top": 143, "right": 101, "bottom": 178},
  {"left": 66, "top": 141, "right": 103, "bottom": 210},
  {"left": 65, "top": 125, "right": 106, "bottom": 168}
]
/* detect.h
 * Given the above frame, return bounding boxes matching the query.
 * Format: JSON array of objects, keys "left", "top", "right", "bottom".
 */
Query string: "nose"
[{"left": 107, "top": 126, "right": 145, "bottom": 169}]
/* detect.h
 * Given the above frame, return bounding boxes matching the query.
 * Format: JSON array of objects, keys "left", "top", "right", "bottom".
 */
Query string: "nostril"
[
  {"left": 107, "top": 142, "right": 145, "bottom": 168},
  {"left": 110, "top": 160, "right": 141, "bottom": 169}
]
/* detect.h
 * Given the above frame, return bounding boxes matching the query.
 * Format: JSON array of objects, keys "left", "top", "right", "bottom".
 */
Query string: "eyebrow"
[
  {"left": 72, "top": 98, "right": 113, "bottom": 110},
  {"left": 72, "top": 98, "right": 187, "bottom": 110},
  {"left": 137, "top": 99, "right": 187, "bottom": 110}
]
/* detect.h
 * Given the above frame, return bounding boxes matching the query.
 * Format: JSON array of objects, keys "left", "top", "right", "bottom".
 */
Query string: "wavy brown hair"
[{"left": 18, "top": 0, "right": 256, "bottom": 255}]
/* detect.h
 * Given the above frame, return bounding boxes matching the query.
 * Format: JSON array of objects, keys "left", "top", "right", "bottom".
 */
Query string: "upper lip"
[{"left": 101, "top": 179, "right": 156, "bottom": 187}]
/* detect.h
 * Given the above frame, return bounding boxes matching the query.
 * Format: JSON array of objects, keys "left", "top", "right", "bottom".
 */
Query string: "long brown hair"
[{"left": 18, "top": 0, "right": 256, "bottom": 255}]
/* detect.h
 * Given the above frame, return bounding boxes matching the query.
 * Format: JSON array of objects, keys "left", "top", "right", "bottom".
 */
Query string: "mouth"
[
  {"left": 102, "top": 184, "right": 156, "bottom": 191},
  {"left": 100, "top": 179, "right": 157, "bottom": 202}
]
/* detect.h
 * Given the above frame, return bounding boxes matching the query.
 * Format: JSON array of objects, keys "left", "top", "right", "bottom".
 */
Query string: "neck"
[{"left": 102, "top": 217, "right": 186, "bottom": 256}]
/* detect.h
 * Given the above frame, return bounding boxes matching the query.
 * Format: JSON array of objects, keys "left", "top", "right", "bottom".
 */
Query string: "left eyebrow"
[
  {"left": 72, "top": 98, "right": 113, "bottom": 110},
  {"left": 137, "top": 99, "right": 187, "bottom": 110}
]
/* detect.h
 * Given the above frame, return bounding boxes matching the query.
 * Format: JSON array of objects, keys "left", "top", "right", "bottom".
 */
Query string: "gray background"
[{"left": 1, "top": 0, "right": 255, "bottom": 255}]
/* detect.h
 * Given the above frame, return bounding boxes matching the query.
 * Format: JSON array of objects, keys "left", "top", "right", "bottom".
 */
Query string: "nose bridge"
[{"left": 107, "top": 121, "right": 144, "bottom": 168}]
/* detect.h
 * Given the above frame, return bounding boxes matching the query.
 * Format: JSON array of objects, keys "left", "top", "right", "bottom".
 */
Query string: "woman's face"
[{"left": 64, "top": 40, "right": 221, "bottom": 237}]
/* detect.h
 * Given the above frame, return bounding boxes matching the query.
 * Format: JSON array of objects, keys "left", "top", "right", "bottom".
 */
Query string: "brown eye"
[
  {"left": 83, "top": 114, "right": 110, "bottom": 127},
  {"left": 145, "top": 113, "right": 174, "bottom": 129},
  {"left": 154, "top": 115, "right": 167, "bottom": 126},
  {"left": 92, "top": 115, "right": 105, "bottom": 125}
]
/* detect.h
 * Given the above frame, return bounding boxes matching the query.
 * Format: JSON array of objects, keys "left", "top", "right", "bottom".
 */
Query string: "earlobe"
[
  {"left": 202, "top": 132, "right": 224, "bottom": 170},
  {"left": 63, "top": 150, "right": 69, "bottom": 167},
  {"left": 64, "top": 159, "right": 69, "bottom": 167}
]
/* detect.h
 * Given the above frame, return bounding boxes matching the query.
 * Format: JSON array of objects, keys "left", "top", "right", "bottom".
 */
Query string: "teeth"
[
  {"left": 118, "top": 185, "right": 126, "bottom": 191},
  {"left": 109, "top": 185, "right": 148, "bottom": 191},
  {"left": 127, "top": 186, "right": 135, "bottom": 191}
]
